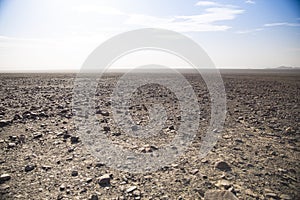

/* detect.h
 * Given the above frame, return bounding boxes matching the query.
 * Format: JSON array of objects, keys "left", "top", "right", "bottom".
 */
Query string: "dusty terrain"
[{"left": 0, "top": 70, "right": 299, "bottom": 200}]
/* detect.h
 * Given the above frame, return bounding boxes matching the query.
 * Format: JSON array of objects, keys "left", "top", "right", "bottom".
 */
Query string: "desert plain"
[{"left": 0, "top": 69, "right": 299, "bottom": 199}]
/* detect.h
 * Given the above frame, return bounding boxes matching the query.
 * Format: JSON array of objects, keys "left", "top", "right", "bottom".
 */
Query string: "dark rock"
[
  {"left": 90, "top": 194, "right": 99, "bottom": 200},
  {"left": 103, "top": 126, "right": 110, "bottom": 132},
  {"left": 13, "top": 114, "right": 23, "bottom": 120},
  {"left": 71, "top": 170, "right": 78, "bottom": 176},
  {"left": 86, "top": 177, "right": 93, "bottom": 183},
  {"left": 0, "top": 119, "right": 11, "bottom": 128},
  {"left": 70, "top": 136, "right": 79, "bottom": 144},
  {"left": 0, "top": 174, "right": 11, "bottom": 183},
  {"left": 112, "top": 132, "right": 121, "bottom": 136},
  {"left": 59, "top": 184, "right": 66, "bottom": 191},
  {"left": 98, "top": 174, "right": 111, "bottom": 186},
  {"left": 41, "top": 165, "right": 52, "bottom": 171},
  {"left": 215, "top": 161, "right": 232, "bottom": 172},
  {"left": 9, "top": 135, "right": 18, "bottom": 141},
  {"left": 19, "top": 135, "right": 26, "bottom": 143},
  {"left": 63, "top": 133, "right": 71, "bottom": 139},
  {"left": 25, "top": 164, "right": 35, "bottom": 172},
  {"left": 95, "top": 162, "right": 105, "bottom": 168}
]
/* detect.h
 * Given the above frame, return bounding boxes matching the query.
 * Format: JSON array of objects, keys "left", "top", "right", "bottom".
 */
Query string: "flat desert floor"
[{"left": 0, "top": 70, "right": 299, "bottom": 200}]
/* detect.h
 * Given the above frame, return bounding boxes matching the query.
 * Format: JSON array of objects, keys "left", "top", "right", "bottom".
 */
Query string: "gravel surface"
[{"left": 0, "top": 71, "right": 299, "bottom": 199}]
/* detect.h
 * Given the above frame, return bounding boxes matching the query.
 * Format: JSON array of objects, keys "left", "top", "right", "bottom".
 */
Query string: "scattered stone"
[
  {"left": 126, "top": 186, "right": 137, "bottom": 193},
  {"left": 215, "top": 161, "right": 232, "bottom": 172},
  {"left": 279, "top": 194, "right": 292, "bottom": 200},
  {"left": 0, "top": 119, "right": 11, "bottom": 128},
  {"left": 79, "top": 188, "right": 87, "bottom": 193},
  {"left": 0, "top": 174, "right": 11, "bottom": 183},
  {"left": 265, "top": 193, "right": 277, "bottom": 198},
  {"left": 25, "top": 164, "right": 35, "bottom": 172},
  {"left": 204, "top": 190, "right": 238, "bottom": 200},
  {"left": 0, "top": 72, "right": 299, "bottom": 199},
  {"left": 0, "top": 184, "right": 10, "bottom": 191},
  {"left": 284, "top": 127, "right": 293, "bottom": 134},
  {"left": 7, "top": 142, "right": 16, "bottom": 148},
  {"left": 95, "top": 162, "right": 105, "bottom": 168},
  {"left": 68, "top": 147, "right": 75, "bottom": 152},
  {"left": 41, "top": 165, "right": 52, "bottom": 171},
  {"left": 90, "top": 194, "right": 99, "bottom": 200},
  {"left": 190, "top": 169, "right": 199, "bottom": 175},
  {"left": 98, "top": 174, "right": 111, "bottom": 186},
  {"left": 13, "top": 114, "right": 23, "bottom": 120},
  {"left": 9, "top": 135, "right": 18, "bottom": 141},
  {"left": 71, "top": 170, "right": 78, "bottom": 176},
  {"left": 59, "top": 184, "right": 66, "bottom": 191},
  {"left": 63, "top": 132, "right": 71, "bottom": 139},
  {"left": 19, "top": 135, "right": 26, "bottom": 143},
  {"left": 70, "top": 136, "right": 79, "bottom": 144},
  {"left": 100, "top": 110, "right": 109, "bottom": 116},
  {"left": 215, "top": 180, "right": 231, "bottom": 189},
  {"left": 140, "top": 144, "right": 158, "bottom": 153},
  {"left": 103, "top": 126, "right": 110, "bottom": 132},
  {"left": 66, "top": 156, "right": 73, "bottom": 161},
  {"left": 245, "top": 189, "right": 257, "bottom": 197},
  {"left": 86, "top": 177, "right": 93, "bottom": 183},
  {"left": 112, "top": 132, "right": 121, "bottom": 136},
  {"left": 133, "top": 189, "right": 141, "bottom": 197},
  {"left": 33, "top": 132, "right": 43, "bottom": 139}
]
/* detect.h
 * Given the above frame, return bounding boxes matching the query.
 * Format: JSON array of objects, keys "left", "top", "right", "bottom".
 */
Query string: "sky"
[{"left": 0, "top": 0, "right": 299, "bottom": 71}]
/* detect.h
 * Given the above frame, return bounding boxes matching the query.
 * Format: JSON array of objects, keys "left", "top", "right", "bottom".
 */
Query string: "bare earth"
[{"left": 0, "top": 70, "right": 299, "bottom": 200}]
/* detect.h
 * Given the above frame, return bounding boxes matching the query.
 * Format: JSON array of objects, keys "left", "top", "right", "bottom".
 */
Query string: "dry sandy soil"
[{"left": 0, "top": 70, "right": 299, "bottom": 199}]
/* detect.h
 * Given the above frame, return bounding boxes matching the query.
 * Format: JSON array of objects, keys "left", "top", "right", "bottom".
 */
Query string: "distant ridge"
[{"left": 275, "top": 66, "right": 297, "bottom": 69}]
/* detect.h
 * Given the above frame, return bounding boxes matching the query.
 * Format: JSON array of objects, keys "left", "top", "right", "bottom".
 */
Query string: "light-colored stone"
[
  {"left": 204, "top": 190, "right": 238, "bottom": 200},
  {"left": 126, "top": 186, "right": 137, "bottom": 193}
]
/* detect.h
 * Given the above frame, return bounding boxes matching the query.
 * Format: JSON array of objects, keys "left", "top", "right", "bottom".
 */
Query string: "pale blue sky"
[{"left": 0, "top": 0, "right": 299, "bottom": 71}]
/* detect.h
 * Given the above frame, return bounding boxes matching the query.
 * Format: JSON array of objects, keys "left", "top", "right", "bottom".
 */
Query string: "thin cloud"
[
  {"left": 245, "top": 0, "right": 255, "bottom": 4},
  {"left": 195, "top": 1, "right": 237, "bottom": 8},
  {"left": 126, "top": 14, "right": 230, "bottom": 32},
  {"left": 195, "top": 1, "right": 220, "bottom": 7},
  {"left": 126, "top": 7, "right": 244, "bottom": 32},
  {"left": 236, "top": 28, "right": 263, "bottom": 34},
  {"left": 264, "top": 22, "right": 300, "bottom": 27}
]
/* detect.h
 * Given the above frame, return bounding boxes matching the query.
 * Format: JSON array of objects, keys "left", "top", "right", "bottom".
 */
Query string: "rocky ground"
[{"left": 0, "top": 70, "right": 299, "bottom": 200}]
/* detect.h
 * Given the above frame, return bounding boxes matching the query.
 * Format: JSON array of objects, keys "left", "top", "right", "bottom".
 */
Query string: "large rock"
[
  {"left": 98, "top": 174, "right": 111, "bottom": 186},
  {"left": 204, "top": 190, "right": 238, "bottom": 200},
  {"left": 215, "top": 161, "right": 232, "bottom": 172},
  {"left": 25, "top": 164, "right": 36, "bottom": 172},
  {"left": 0, "top": 120, "right": 11, "bottom": 128},
  {"left": 70, "top": 136, "right": 80, "bottom": 144},
  {"left": 0, "top": 174, "right": 11, "bottom": 183}
]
